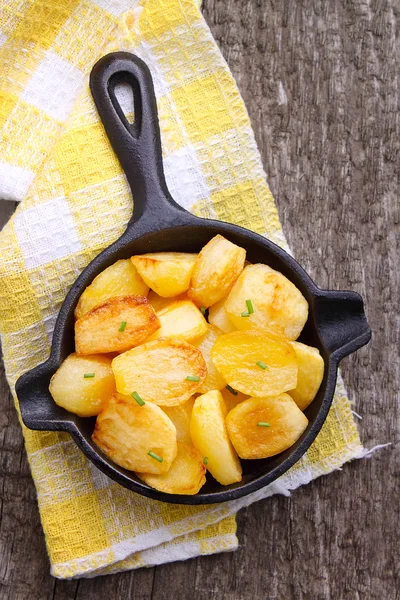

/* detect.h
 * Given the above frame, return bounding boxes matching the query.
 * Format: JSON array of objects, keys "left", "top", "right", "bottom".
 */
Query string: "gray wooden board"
[{"left": 0, "top": 1, "right": 398, "bottom": 598}]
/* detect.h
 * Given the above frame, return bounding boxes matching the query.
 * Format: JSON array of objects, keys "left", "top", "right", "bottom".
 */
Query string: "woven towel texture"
[{"left": 0, "top": 0, "right": 363, "bottom": 579}]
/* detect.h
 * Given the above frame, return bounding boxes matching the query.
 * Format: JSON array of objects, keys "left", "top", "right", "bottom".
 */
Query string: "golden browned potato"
[
  {"left": 226, "top": 394, "right": 308, "bottom": 459},
  {"left": 112, "top": 338, "right": 207, "bottom": 406},
  {"left": 162, "top": 398, "right": 195, "bottom": 444},
  {"left": 49, "top": 353, "right": 115, "bottom": 417},
  {"left": 220, "top": 386, "right": 249, "bottom": 413},
  {"left": 211, "top": 330, "right": 298, "bottom": 397},
  {"left": 147, "top": 290, "right": 188, "bottom": 313},
  {"left": 225, "top": 263, "right": 308, "bottom": 340},
  {"left": 92, "top": 393, "right": 177, "bottom": 473},
  {"left": 75, "top": 296, "right": 160, "bottom": 355},
  {"left": 75, "top": 259, "right": 149, "bottom": 320},
  {"left": 188, "top": 235, "right": 246, "bottom": 308},
  {"left": 288, "top": 341, "right": 324, "bottom": 410},
  {"left": 137, "top": 443, "right": 206, "bottom": 495},
  {"left": 146, "top": 300, "right": 208, "bottom": 344},
  {"left": 131, "top": 252, "right": 197, "bottom": 298},
  {"left": 194, "top": 325, "right": 226, "bottom": 393},
  {"left": 208, "top": 297, "right": 236, "bottom": 333},
  {"left": 190, "top": 390, "right": 242, "bottom": 485}
]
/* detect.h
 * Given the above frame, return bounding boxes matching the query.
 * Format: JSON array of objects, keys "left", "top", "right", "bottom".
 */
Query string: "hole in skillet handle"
[{"left": 112, "top": 80, "right": 136, "bottom": 126}]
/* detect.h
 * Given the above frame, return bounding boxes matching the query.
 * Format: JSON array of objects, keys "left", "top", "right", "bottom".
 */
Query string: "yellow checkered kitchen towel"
[{"left": 0, "top": 0, "right": 366, "bottom": 579}]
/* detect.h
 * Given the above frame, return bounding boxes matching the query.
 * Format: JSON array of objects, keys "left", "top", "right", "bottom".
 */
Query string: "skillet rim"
[{"left": 15, "top": 216, "right": 371, "bottom": 505}]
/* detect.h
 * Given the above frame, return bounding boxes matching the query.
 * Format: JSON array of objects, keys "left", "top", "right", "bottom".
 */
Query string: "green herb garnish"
[
  {"left": 83, "top": 373, "right": 95, "bottom": 378},
  {"left": 200, "top": 306, "right": 206, "bottom": 316},
  {"left": 131, "top": 391, "right": 145, "bottom": 406},
  {"left": 256, "top": 361, "right": 268, "bottom": 370},
  {"left": 245, "top": 299, "right": 254, "bottom": 314},
  {"left": 257, "top": 422, "right": 270, "bottom": 427},
  {"left": 119, "top": 321, "right": 127, "bottom": 332},
  {"left": 241, "top": 311, "right": 250, "bottom": 317},
  {"left": 203, "top": 457, "right": 209, "bottom": 465},
  {"left": 186, "top": 375, "right": 200, "bottom": 382},
  {"left": 226, "top": 385, "right": 238, "bottom": 396},
  {"left": 148, "top": 451, "right": 163, "bottom": 463}
]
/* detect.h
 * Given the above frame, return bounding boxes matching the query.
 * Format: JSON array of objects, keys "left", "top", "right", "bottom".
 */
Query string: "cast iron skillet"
[{"left": 16, "top": 52, "right": 371, "bottom": 505}]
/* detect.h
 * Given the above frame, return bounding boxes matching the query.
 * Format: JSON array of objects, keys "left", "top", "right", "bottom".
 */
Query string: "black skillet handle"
[{"left": 90, "top": 52, "right": 187, "bottom": 227}]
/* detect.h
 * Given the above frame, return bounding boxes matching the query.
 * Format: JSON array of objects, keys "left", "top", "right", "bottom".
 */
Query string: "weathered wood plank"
[
  {"left": 0, "top": 351, "right": 56, "bottom": 600},
  {"left": 0, "top": 1, "right": 398, "bottom": 599},
  {"left": 0, "top": 203, "right": 16, "bottom": 233},
  {"left": 75, "top": 569, "right": 155, "bottom": 600}
]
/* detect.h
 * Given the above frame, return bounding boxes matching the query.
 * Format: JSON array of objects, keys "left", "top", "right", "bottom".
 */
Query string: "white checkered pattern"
[
  {"left": 163, "top": 144, "right": 210, "bottom": 209},
  {"left": 92, "top": 0, "right": 140, "bottom": 17},
  {"left": 0, "top": 161, "right": 35, "bottom": 202},
  {"left": 14, "top": 196, "right": 81, "bottom": 269},
  {"left": 21, "top": 50, "right": 85, "bottom": 122}
]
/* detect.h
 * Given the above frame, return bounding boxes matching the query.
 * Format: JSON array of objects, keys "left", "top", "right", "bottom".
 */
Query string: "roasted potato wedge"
[
  {"left": 75, "top": 259, "right": 149, "bottom": 320},
  {"left": 131, "top": 252, "right": 197, "bottom": 298},
  {"left": 146, "top": 300, "right": 208, "bottom": 343},
  {"left": 225, "top": 263, "right": 308, "bottom": 340},
  {"left": 49, "top": 353, "right": 115, "bottom": 417},
  {"left": 208, "top": 297, "right": 236, "bottom": 333},
  {"left": 188, "top": 235, "right": 246, "bottom": 308},
  {"left": 92, "top": 393, "right": 177, "bottom": 473},
  {"left": 226, "top": 394, "right": 308, "bottom": 459},
  {"left": 211, "top": 330, "right": 298, "bottom": 397},
  {"left": 137, "top": 443, "right": 206, "bottom": 495},
  {"left": 112, "top": 338, "right": 207, "bottom": 406},
  {"left": 194, "top": 325, "right": 226, "bottom": 393},
  {"left": 162, "top": 398, "right": 195, "bottom": 444},
  {"left": 75, "top": 296, "right": 160, "bottom": 355},
  {"left": 147, "top": 290, "right": 188, "bottom": 313},
  {"left": 288, "top": 341, "right": 324, "bottom": 410},
  {"left": 220, "top": 386, "right": 249, "bottom": 413},
  {"left": 190, "top": 390, "right": 242, "bottom": 485}
]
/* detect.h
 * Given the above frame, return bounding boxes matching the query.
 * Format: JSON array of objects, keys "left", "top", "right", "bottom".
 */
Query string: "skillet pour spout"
[
  {"left": 314, "top": 290, "right": 371, "bottom": 360},
  {"left": 15, "top": 52, "right": 371, "bottom": 505}
]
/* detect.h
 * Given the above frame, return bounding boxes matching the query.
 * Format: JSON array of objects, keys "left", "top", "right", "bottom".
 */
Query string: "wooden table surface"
[{"left": 0, "top": 1, "right": 398, "bottom": 598}]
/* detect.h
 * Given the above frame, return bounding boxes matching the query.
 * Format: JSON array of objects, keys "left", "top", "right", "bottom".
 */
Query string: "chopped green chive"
[
  {"left": 83, "top": 373, "right": 95, "bottom": 378},
  {"left": 246, "top": 299, "right": 254, "bottom": 314},
  {"left": 203, "top": 457, "right": 209, "bottom": 465},
  {"left": 119, "top": 321, "right": 127, "bottom": 332},
  {"left": 186, "top": 375, "right": 200, "bottom": 382},
  {"left": 148, "top": 450, "right": 163, "bottom": 463},
  {"left": 200, "top": 306, "right": 206, "bottom": 316},
  {"left": 257, "top": 422, "right": 271, "bottom": 427},
  {"left": 256, "top": 361, "right": 268, "bottom": 370},
  {"left": 226, "top": 384, "right": 238, "bottom": 396},
  {"left": 241, "top": 311, "right": 250, "bottom": 317},
  {"left": 131, "top": 391, "right": 145, "bottom": 406}
]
